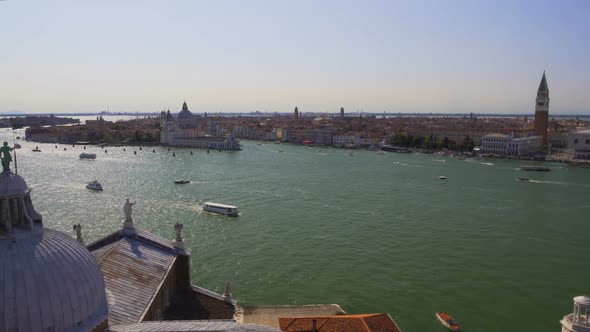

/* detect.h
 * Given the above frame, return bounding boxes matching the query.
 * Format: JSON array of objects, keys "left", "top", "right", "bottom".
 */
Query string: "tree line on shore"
[{"left": 389, "top": 133, "right": 475, "bottom": 152}]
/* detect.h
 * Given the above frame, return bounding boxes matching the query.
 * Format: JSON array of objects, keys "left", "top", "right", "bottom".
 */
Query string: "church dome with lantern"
[
  {"left": 177, "top": 101, "right": 193, "bottom": 120},
  {"left": 0, "top": 159, "right": 109, "bottom": 331}
]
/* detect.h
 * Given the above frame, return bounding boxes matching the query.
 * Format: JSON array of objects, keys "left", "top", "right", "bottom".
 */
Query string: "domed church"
[
  {"left": 0, "top": 159, "right": 109, "bottom": 331},
  {"left": 0, "top": 147, "right": 277, "bottom": 331},
  {"left": 1, "top": 146, "right": 402, "bottom": 332},
  {"left": 160, "top": 101, "right": 241, "bottom": 151}
]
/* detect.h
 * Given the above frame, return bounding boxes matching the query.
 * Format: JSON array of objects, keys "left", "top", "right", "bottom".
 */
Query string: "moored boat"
[
  {"left": 174, "top": 179, "right": 190, "bottom": 184},
  {"left": 435, "top": 312, "right": 460, "bottom": 331},
  {"left": 203, "top": 202, "right": 239, "bottom": 217}
]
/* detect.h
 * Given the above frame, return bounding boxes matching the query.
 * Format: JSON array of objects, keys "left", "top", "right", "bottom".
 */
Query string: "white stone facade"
[
  {"left": 481, "top": 134, "right": 542, "bottom": 157},
  {"left": 333, "top": 135, "right": 358, "bottom": 146},
  {"left": 571, "top": 129, "right": 590, "bottom": 160},
  {"left": 481, "top": 134, "right": 510, "bottom": 155}
]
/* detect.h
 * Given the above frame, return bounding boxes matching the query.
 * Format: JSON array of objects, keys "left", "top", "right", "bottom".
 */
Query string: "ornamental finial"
[
  {"left": 73, "top": 224, "right": 83, "bottom": 243},
  {"left": 173, "top": 223, "right": 184, "bottom": 248},
  {"left": 224, "top": 281, "right": 233, "bottom": 300}
]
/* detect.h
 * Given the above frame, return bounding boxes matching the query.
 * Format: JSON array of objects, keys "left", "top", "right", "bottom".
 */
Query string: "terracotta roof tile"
[{"left": 278, "top": 313, "right": 402, "bottom": 332}]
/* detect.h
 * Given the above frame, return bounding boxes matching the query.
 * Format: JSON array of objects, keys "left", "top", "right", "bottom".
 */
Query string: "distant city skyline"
[{"left": 1, "top": 0, "right": 589, "bottom": 114}]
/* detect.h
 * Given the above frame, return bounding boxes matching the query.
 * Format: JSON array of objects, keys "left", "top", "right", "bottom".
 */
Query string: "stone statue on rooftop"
[
  {"left": 123, "top": 198, "right": 136, "bottom": 222},
  {"left": 0, "top": 142, "right": 14, "bottom": 172}
]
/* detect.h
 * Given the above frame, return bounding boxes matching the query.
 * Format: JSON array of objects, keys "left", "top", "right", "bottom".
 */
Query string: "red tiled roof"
[{"left": 278, "top": 313, "right": 402, "bottom": 332}]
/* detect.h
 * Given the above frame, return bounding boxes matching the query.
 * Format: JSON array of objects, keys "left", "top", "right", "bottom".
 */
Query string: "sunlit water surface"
[{"left": 6, "top": 128, "right": 590, "bottom": 332}]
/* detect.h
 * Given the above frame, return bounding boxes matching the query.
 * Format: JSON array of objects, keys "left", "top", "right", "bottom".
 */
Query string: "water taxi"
[
  {"left": 174, "top": 179, "right": 190, "bottom": 184},
  {"left": 80, "top": 153, "right": 97, "bottom": 159},
  {"left": 203, "top": 202, "right": 239, "bottom": 217},
  {"left": 86, "top": 180, "right": 103, "bottom": 191},
  {"left": 435, "top": 312, "right": 461, "bottom": 331}
]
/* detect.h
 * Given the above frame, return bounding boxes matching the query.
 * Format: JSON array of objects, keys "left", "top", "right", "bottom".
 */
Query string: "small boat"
[
  {"left": 522, "top": 166, "right": 550, "bottom": 172},
  {"left": 32, "top": 147, "right": 41, "bottom": 152},
  {"left": 516, "top": 177, "right": 530, "bottom": 182},
  {"left": 203, "top": 202, "right": 239, "bottom": 217},
  {"left": 435, "top": 312, "right": 460, "bottom": 331},
  {"left": 174, "top": 179, "right": 190, "bottom": 184},
  {"left": 86, "top": 180, "right": 103, "bottom": 191},
  {"left": 14, "top": 143, "right": 21, "bottom": 149},
  {"left": 439, "top": 176, "right": 447, "bottom": 180},
  {"left": 79, "top": 153, "right": 97, "bottom": 159}
]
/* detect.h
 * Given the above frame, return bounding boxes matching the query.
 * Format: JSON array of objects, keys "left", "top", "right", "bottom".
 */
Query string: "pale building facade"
[
  {"left": 333, "top": 134, "right": 359, "bottom": 147},
  {"left": 160, "top": 102, "right": 241, "bottom": 150},
  {"left": 481, "top": 134, "right": 542, "bottom": 157},
  {"left": 570, "top": 129, "right": 590, "bottom": 160}
]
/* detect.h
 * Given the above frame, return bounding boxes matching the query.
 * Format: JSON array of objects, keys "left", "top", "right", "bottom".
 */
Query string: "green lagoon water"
[{"left": 6, "top": 129, "right": 590, "bottom": 332}]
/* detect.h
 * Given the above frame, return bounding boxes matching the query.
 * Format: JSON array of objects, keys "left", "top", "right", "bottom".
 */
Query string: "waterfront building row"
[
  {"left": 160, "top": 102, "right": 241, "bottom": 150},
  {"left": 481, "top": 134, "right": 543, "bottom": 157}
]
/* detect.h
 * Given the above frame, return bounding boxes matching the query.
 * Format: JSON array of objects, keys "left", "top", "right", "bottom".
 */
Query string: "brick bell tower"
[{"left": 534, "top": 71, "right": 549, "bottom": 144}]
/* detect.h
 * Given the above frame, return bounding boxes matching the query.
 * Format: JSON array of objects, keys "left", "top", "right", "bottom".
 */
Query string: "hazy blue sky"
[{"left": 1, "top": 0, "right": 588, "bottom": 114}]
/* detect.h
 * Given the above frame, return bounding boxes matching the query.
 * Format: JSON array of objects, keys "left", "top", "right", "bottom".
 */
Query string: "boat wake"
[
  {"left": 466, "top": 159, "right": 494, "bottom": 166},
  {"left": 528, "top": 180, "right": 569, "bottom": 185},
  {"left": 519, "top": 179, "right": 590, "bottom": 188}
]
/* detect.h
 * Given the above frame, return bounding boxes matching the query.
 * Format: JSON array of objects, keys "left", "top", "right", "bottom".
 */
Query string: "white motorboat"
[
  {"left": 86, "top": 180, "right": 103, "bottom": 191},
  {"left": 203, "top": 202, "right": 239, "bottom": 217}
]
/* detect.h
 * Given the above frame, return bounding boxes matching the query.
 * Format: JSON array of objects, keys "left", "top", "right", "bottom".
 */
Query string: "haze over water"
[{"left": 6, "top": 128, "right": 589, "bottom": 332}]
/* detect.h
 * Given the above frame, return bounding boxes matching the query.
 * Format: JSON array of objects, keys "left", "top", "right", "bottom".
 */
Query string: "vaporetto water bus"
[{"left": 202, "top": 202, "right": 239, "bottom": 217}]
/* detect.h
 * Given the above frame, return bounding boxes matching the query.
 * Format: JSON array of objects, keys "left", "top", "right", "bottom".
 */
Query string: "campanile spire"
[{"left": 534, "top": 71, "right": 550, "bottom": 144}]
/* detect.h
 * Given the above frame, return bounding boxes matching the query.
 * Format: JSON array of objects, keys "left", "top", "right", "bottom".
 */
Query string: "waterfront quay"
[{"left": 22, "top": 110, "right": 590, "bottom": 160}]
